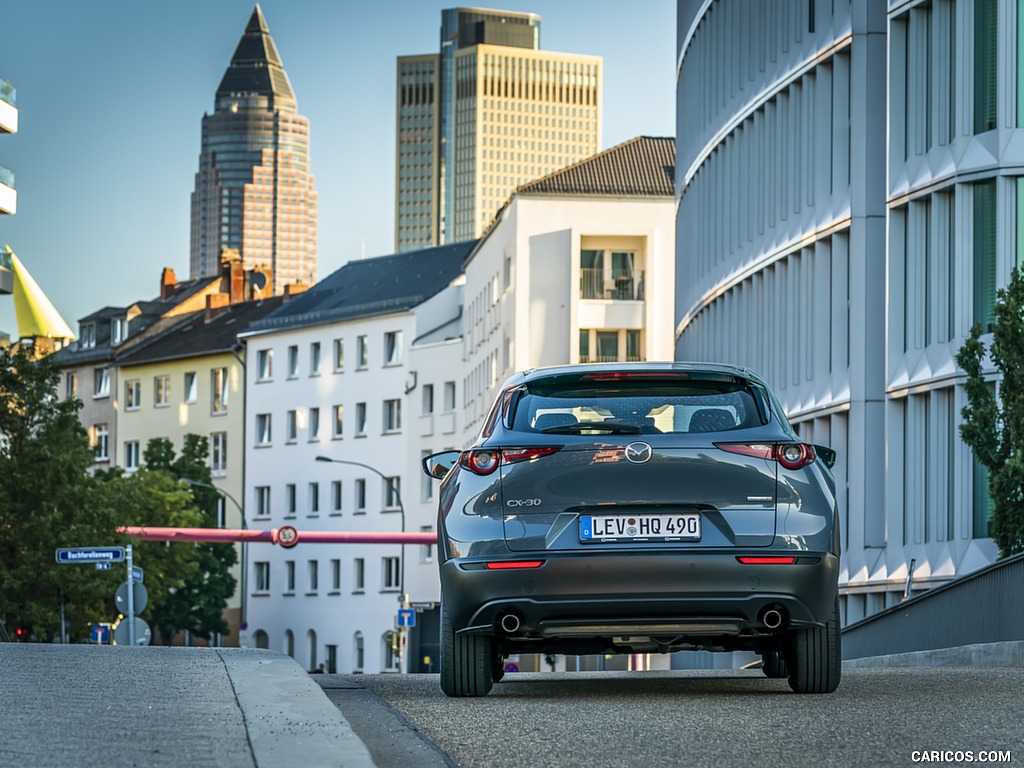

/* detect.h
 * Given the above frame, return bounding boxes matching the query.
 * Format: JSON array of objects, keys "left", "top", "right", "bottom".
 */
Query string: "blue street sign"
[
  {"left": 56, "top": 547, "right": 125, "bottom": 564},
  {"left": 397, "top": 609, "right": 416, "bottom": 628},
  {"left": 95, "top": 562, "right": 111, "bottom": 571},
  {"left": 131, "top": 567, "right": 144, "bottom": 583},
  {"left": 91, "top": 625, "right": 109, "bottom": 644}
]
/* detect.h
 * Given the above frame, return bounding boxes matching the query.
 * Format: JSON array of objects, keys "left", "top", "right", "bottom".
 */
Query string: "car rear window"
[{"left": 508, "top": 373, "right": 768, "bottom": 435}]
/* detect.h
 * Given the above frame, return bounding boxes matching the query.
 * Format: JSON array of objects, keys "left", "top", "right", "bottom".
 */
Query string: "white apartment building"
[
  {"left": 459, "top": 136, "right": 677, "bottom": 444},
  {"left": 676, "top": 0, "right": 1011, "bottom": 624},
  {"left": 239, "top": 243, "right": 470, "bottom": 673}
]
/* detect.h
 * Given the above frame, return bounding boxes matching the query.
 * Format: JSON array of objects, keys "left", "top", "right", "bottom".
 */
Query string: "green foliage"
[
  {"left": 956, "top": 265, "right": 1024, "bottom": 557},
  {"left": 140, "top": 436, "right": 237, "bottom": 643},
  {"left": 0, "top": 346, "right": 235, "bottom": 643}
]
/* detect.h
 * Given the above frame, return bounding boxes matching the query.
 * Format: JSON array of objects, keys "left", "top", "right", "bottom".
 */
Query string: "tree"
[
  {"left": 140, "top": 436, "right": 237, "bottom": 643},
  {"left": 0, "top": 346, "right": 122, "bottom": 641},
  {"left": 956, "top": 265, "right": 1024, "bottom": 558}
]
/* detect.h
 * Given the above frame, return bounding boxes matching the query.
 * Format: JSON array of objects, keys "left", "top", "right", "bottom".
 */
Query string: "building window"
[
  {"left": 579, "top": 329, "right": 590, "bottom": 362},
  {"left": 383, "top": 399, "right": 401, "bottom": 432},
  {"left": 356, "top": 335, "right": 368, "bottom": 369},
  {"left": 384, "top": 331, "right": 403, "bottom": 365},
  {"left": 110, "top": 318, "right": 127, "bottom": 346},
  {"left": 255, "top": 486, "right": 271, "bottom": 517},
  {"left": 211, "top": 432, "right": 227, "bottom": 475},
  {"left": 309, "top": 482, "right": 319, "bottom": 514},
  {"left": 443, "top": 381, "right": 456, "bottom": 411},
  {"left": 355, "top": 402, "right": 367, "bottom": 435},
  {"left": 257, "top": 349, "right": 273, "bottom": 381},
  {"left": 286, "top": 409, "right": 298, "bottom": 442},
  {"left": 308, "top": 560, "right": 319, "bottom": 593},
  {"left": 93, "top": 424, "right": 109, "bottom": 462},
  {"left": 94, "top": 368, "right": 110, "bottom": 398},
  {"left": 596, "top": 331, "right": 618, "bottom": 362},
  {"left": 285, "top": 484, "right": 297, "bottom": 515},
  {"left": 154, "top": 375, "right": 170, "bottom": 407},
  {"left": 255, "top": 413, "right": 272, "bottom": 446},
  {"left": 124, "top": 440, "right": 140, "bottom": 472},
  {"left": 66, "top": 372, "right": 77, "bottom": 399},
  {"left": 974, "top": 180, "right": 997, "bottom": 331},
  {"left": 382, "top": 557, "right": 400, "bottom": 590},
  {"left": 309, "top": 407, "right": 320, "bottom": 440},
  {"left": 333, "top": 339, "right": 344, "bottom": 372},
  {"left": 384, "top": 477, "right": 401, "bottom": 510},
  {"left": 212, "top": 367, "right": 229, "bottom": 414},
  {"left": 354, "top": 632, "right": 365, "bottom": 672},
  {"left": 125, "top": 379, "right": 141, "bottom": 411},
  {"left": 355, "top": 479, "right": 366, "bottom": 513},
  {"left": 626, "top": 330, "right": 641, "bottom": 361},
  {"left": 420, "top": 525, "right": 435, "bottom": 563},
  {"left": 354, "top": 558, "right": 365, "bottom": 591},
  {"left": 330, "top": 559, "right": 341, "bottom": 591},
  {"left": 310, "top": 341, "right": 322, "bottom": 375},
  {"left": 287, "top": 345, "right": 299, "bottom": 377},
  {"left": 422, "top": 384, "right": 434, "bottom": 415},
  {"left": 254, "top": 562, "right": 270, "bottom": 593},
  {"left": 382, "top": 632, "right": 398, "bottom": 672},
  {"left": 331, "top": 480, "right": 343, "bottom": 514},
  {"left": 326, "top": 644, "right": 337, "bottom": 674},
  {"left": 332, "top": 405, "right": 344, "bottom": 438},
  {"left": 974, "top": 0, "right": 997, "bottom": 134},
  {"left": 184, "top": 372, "right": 197, "bottom": 404},
  {"left": 285, "top": 560, "right": 296, "bottom": 593},
  {"left": 80, "top": 323, "right": 96, "bottom": 349}
]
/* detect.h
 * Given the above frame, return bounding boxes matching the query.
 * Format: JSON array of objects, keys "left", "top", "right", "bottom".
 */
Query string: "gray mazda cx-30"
[{"left": 422, "top": 362, "right": 841, "bottom": 697}]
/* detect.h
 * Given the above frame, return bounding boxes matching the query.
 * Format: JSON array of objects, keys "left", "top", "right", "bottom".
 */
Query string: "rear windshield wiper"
[{"left": 541, "top": 422, "right": 642, "bottom": 435}]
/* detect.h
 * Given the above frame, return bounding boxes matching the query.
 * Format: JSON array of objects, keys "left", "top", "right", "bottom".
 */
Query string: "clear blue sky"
[{"left": 0, "top": 0, "right": 675, "bottom": 338}]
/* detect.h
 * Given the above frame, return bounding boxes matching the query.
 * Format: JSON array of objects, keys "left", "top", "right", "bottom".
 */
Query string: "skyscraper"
[
  {"left": 395, "top": 7, "right": 602, "bottom": 252},
  {"left": 190, "top": 5, "right": 317, "bottom": 293}
]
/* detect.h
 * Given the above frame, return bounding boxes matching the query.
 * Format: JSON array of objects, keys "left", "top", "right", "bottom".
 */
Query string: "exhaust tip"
[
  {"left": 761, "top": 608, "right": 785, "bottom": 630},
  {"left": 499, "top": 612, "right": 523, "bottom": 635}
]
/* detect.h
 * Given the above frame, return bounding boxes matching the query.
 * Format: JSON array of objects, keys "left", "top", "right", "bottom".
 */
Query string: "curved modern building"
[
  {"left": 676, "top": 0, "right": 1010, "bottom": 624},
  {"left": 190, "top": 5, "right": 317, "bottom": 293}
]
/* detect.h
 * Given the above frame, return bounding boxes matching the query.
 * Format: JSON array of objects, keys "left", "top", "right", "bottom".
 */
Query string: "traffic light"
[{"left": 15, "top": 627, "right": 26, "bottom": 641}]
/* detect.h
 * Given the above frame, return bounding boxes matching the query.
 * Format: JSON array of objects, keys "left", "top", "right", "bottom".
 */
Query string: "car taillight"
[
  {"left": 715, "top": 442, "right": 817, "bottom": 470},
  {"left": 737, "top": 556, "right": 797, "bottom": 565},
  {"left": 459, "top": 447, "right": 561, "bottom": 475},
  {"left": 485, "top": 560, "right": 544, "bottom": 570}
]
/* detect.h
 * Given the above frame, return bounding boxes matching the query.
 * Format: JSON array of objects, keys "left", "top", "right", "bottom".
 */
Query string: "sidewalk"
[{"left": 0, "top": 644, "right": 375, "bottom": 767}]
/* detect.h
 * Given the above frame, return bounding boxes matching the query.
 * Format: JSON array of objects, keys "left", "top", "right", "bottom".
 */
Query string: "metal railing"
[
  {"left": 579, "top": 268, "right": 640, "bottom": 300},
  {"left": 842, "top": 551, "right": 1024, "bottom": 659}
]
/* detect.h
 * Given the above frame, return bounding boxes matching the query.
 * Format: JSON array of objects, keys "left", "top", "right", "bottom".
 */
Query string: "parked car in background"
[{"left": 423, "top": 363, "right": 841, "bottom": 696}]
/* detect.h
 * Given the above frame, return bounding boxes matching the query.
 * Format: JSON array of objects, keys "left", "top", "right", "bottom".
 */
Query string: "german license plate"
[{"left": 579, "top": 514, "right": 701, "bottom": 542}]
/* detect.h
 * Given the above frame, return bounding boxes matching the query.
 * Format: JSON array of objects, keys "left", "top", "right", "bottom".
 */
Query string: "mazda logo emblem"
[{"left": 624, "top": 441, "right": 653, "bottom": 464}]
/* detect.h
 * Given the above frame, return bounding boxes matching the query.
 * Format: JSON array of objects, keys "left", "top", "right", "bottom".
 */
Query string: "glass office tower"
[
  {"left": 396, "top": 7, "right": 601, "bottom": 252},
  {"left": 190, "top": 5, "right": 317, "bottom": 293}
]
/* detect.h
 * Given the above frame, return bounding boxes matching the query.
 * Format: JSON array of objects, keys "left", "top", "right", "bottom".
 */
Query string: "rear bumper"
[{"left": 440, "top": 550, "right": 839, "bottom": 638}]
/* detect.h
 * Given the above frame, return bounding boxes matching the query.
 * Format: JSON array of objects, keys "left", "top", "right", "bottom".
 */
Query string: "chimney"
[
  {"left": 284, "top": 282, "right": 310, "bottom": 299},
  {"left": 160, "top": 268, "right": 177, "bottom": 300},
  {"left": 205, "top": 292, "right": 230, "bottom": 322},
  {"left": 219, "top": 249, "right": 244, "bottom": 304}
]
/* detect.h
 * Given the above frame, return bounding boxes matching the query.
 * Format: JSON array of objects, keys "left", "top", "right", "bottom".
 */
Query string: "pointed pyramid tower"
[
  {"left": 5, "top": 246, "right": 75, "bottom": 340},
  {"left": 215, "top": 4, "right": 296, "bottom": 112}
]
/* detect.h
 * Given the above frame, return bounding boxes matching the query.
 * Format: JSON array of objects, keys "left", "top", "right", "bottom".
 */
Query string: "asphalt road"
[{"left": 326, "top": 667, "right": 1024, "bottom": 768}]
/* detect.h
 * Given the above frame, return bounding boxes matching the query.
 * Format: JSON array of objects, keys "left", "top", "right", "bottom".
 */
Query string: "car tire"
[
  {"left": 492, "top": 657, "right": 506, "bottom": 683},
  {"left": 787, "top": 598, "right": 841, "bottom": 694},
  {"left": 761, "top": 649, "right": 787, "bottom": 678},
  {"left": 440, "top": 604, "right": 493, "bottom": 697}
]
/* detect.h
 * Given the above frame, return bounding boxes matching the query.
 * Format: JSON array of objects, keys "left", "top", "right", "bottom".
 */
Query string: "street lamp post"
[
  {"left": 314, "top": 455, "right": 407, "bottom": 670},
  {"left": 182, "top": 478, "right": 247, "bottom": 648}
]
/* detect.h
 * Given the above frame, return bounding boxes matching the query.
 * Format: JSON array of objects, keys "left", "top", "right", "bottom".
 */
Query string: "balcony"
[
  {"left": 580, "top": 268, "right": 642, "bottom": 301},
  {"left": 0, "top": 80, "right": 17, "bottom": 135},
  {"left": 0, "top": 164, "right": 15, "bottom": 216},
  {"left": 0, "top": 246, "right": 12, "bottom": 295}
]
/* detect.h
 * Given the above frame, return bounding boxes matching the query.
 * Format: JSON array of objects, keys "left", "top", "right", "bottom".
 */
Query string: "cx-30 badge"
[{"left": 624, "top": 441, "right": 653, "bottom": 464}]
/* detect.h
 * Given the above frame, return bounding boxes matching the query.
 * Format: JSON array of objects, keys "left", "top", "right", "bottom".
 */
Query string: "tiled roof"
[
  {"left": 516, "top": 136, "right": 675, "bottom": 198},
  {"left": 116, "top": 297, "right": 287, "bottom": 366},
  {"left": 246, "top": 240, "right": 475, "bottom": 334}
]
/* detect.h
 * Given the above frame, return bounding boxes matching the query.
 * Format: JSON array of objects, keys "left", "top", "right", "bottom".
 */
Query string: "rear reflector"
[
  {"left": 485, "top": 561, "right": 544, "bottom": 570},
  {"left": 737, "top": 556, "right": 797, "bottom": 565}
]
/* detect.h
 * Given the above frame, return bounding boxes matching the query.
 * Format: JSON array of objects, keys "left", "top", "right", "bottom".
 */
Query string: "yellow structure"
[{"left": 7, "top": 246, "right": 75, "bottom": 342}]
